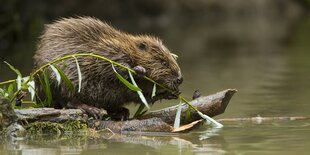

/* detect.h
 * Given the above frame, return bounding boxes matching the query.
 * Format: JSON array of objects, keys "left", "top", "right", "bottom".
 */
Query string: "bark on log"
[
  {"left": 1, "top": 89, "right": 237, "bottom": 133},
  {"left": 139, "top": 89, "right": 237, "bottom": 125}
]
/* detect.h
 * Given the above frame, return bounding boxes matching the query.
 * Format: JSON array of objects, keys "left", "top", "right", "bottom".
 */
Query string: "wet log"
[
  {"left": 1, "top": 89, "right": 237, "bottom": 134},
  {"left": 139, "top": 89, "right": 237, "bottom": 125},
  {"left": 89, "top": 89, "right": 237, "bottom": 132}
]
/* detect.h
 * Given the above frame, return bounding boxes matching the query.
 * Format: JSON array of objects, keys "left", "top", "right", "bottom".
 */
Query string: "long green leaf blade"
[
  {"left": 151, "top": 83, "right": 156, "bottom": 98},
  {"left": 27, "top": 80, "right": 36, "bottom": 101},
  {"left": 73, "top": 56, "right": 82, "bottom": 93},
  {"left": 128, "top": 70, "right": 150, "bottom": 109},
  {"left": 180, "top": 96, "right": 223, "bottom": 128},
  {"left": 4, "top": 61, "right": 22, "bottom": 77},
  {"left": 8, "top": 83, "right": 14, "bottom": 95},
  {"left": 49, "top": 65, "right": 61, "bottom": 86},
  {"left": 133, "top": 104, "right": 145, "bottom": 118},
  {"left": 0, "top": 88, "right": 4, "bottom": 97},
  {"left": 5, "top": 61, "right": 23, "bottom": 91},
  {"left": 16, "top": 76, "right": 22, "bottom": 90},
  {"left": 42, "top": 70, "right": 52, "bottom": 106},
  {"left": 197, "top": 111, "right": 223, "bottom": 128},
  {"left": 173, "top": 99, "right": 182, "bottom": 128},
  {"left": 53, "top": 65, "right": 74, "bottom": 91},
  {"left": 111, "top": 64, "right": 141, "bottom": 92},
  {"left": 185, "top": 106, "right": 191, "bottom": 123}
]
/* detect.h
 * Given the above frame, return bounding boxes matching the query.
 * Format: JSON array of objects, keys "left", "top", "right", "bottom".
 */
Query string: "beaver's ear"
[{"left": 137, "top": 42, "right": 147, "bottom": 51}]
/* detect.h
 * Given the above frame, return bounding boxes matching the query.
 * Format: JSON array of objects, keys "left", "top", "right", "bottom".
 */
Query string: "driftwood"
[{"left": 1, "top": 89, "right": 237, "bottom": 135}]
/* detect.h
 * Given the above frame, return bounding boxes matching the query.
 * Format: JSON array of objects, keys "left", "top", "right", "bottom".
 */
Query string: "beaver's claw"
[{"left": 67, "top": 101, "right": 102, "bottom": 119}]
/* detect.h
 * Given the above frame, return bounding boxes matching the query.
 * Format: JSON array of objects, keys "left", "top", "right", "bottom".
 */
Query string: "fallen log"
[
  {"left": 1, "top": 89, "right": 237, "bottom": 135},
  {"left": 139, "top": 88, "right": 237, "bottom": 125}
]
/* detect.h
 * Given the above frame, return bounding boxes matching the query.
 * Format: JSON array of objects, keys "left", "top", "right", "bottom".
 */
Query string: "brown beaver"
[{"left": 33, "top": 17, "right": 183, "bottom": 120}]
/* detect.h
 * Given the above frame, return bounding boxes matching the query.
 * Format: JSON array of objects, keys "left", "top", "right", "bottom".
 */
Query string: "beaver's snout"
[
  {"left": 175, "top": 76, "right": 183, "bottom": 85},
  {"left": 173, "top": 71, "right": 183, "bottom": 86}
]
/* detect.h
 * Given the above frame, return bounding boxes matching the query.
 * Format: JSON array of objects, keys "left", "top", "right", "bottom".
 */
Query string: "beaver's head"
[{"left": 125, "top": 35, "right": 183, "bottom": 99}]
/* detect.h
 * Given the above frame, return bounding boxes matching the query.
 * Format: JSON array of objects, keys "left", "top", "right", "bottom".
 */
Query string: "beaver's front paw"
[
  {"left": 133, "top": 65, "right": 146, "bottom": 76},
  {"left": 67, "top": 101, "right": 102, "bottom": 119},
  {"left": 107, "top": 107, "right": 130, "bottom": 121}
]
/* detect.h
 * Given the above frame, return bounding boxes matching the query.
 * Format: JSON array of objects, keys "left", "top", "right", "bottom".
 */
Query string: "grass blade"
[
  {"left": 133, "top": 104, "right": 145, "bottom": 117},
  {"left": 128, "top": 70, "right": 150, "bottom": 109},
  {"left": 185, "top": 106, "right": 191, "bottom": 123},
  {"left": 0, "top": 88, "right": 5, "bottom": 97},
  {"left": 53, "top": 65, "right": 74, "bottom": 91},
  {"left": 0, "top": 88, "right": 8, "bottom": 97},
  {"left": 111, "top": 64, "right": 141, "bottom": 92},
  {"left": 173, "top": 99, "right": 182, "bottom": 128},
  {"left": 4, "top": 61, "right": 22, "bottom": 91},
  {"left": 27, "top": 80, "right": 36, "bottom": 101},
  {"left": 4, "top": 61, "right": 22, "bottom": 77},
  {"left": 73, "top": 56, "right": 82, "bottom": 93},
  {"left": 8, "top": 83, "right": 14, "bottom": 95},
  {"left": 197, "top": 111, "right": 223, "bottom": 128},
  {"left": 49, "top": 65, "right": 61, "bottom": 86},
  {"left": 151, "top": 83, "right": 156, "bottom": 98},
  {"left": 16, "top": 76, "right": 22, "bottom": 90},
  {"left": 180, "top": 96, "right": 223, "bottom": 128},
  {"left": 42, "top": 70, "right": 52, "bottom": 106}
]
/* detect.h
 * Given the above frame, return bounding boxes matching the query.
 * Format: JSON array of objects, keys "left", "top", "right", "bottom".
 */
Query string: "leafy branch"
[{"left": 0, "top": 53, "right": 223, "bottom": 128}]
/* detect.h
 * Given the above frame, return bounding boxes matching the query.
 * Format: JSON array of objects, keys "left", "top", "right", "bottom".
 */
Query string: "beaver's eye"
[
  {"left": 138, "top": 42, "right": 147, "bottom": 51},
  {"left": 161, "top": 60, "right": 168, "bottom": 67}
]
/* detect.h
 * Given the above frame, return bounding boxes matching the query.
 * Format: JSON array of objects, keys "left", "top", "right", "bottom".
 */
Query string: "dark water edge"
[{"left": 1, "top": 0, "right": 310, "bottom": 154}]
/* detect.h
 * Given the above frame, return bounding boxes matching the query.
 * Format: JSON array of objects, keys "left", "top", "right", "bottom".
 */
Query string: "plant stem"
[
  {"left": 0, "top": 79, "right": 15, "bottom": 85},
  {"left": 0, "top": 53, "right": 222, "bottom": 126}
]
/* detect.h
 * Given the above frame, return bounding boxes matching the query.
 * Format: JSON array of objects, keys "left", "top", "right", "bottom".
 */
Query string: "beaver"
[{"left": 33, "top": 17, "right": 183, "bottom": 120}]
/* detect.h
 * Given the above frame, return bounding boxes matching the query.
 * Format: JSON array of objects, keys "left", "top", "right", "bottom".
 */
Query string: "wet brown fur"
[{"left": 33, "top": 17, "right": 182, "bottom": 118}]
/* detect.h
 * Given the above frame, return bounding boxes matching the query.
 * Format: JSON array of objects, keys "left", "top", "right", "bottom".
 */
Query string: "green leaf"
[
  {"left": 128, "top": 70, "right": 150, "bottom": 109},
  {"left": 49, "top": 65, "right": 61, "bottom": 86},
  {"left": 73, "top": 56, "right": 82, "bottom": 93},
  {"left": 133, "top": 104, "right": 145, "bottom": 118},
  {"left": 185, "top": 106, "right": 191, "bottom": 123},
  {"left": 0, "top": 88, "right": 9, "bottom": 97},
  {"left": 53, "top": 65, "right": 74, "bottom": 91},
  {"left": 27, "top": 80, "right": 36, "bottom": 101},
  {"left": 151, "top": 83, "right": 156, "bottom": 98},
  {"left": 43, "top": 70, "right": 52, "bottom": 106},
  {"left": 173, "top": 99, "right": 182, "bottom": 128},
  {"left": 0, "top": 88, "right": 4, "bottom": 96},
  {"left": 16, "top": 76, "right": 22, "bottom": 90},
  {"left": 8, "top": 83, "right": 14, "bottom": 95},
  {"left": 180, "top": 96, "right": 223, "bottom": 128},
  {"left": 140, "top": 110, "right": 147, "bottom": 116},
  {"left": 4, "top": 61, "right": 22, "bottom": 77},
  {"left": 111, "top": 64, "right": 141, "bottom": 92},
  {"left": 4, "top": 62, "right": 23, "bottom": 91},
  {"left": 197, "top": 111, "right": 223, "bottom": 128}
]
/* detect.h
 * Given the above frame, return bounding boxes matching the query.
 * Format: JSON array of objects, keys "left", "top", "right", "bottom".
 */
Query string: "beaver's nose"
[{"left": 176, "top": 76, "right": 183, "bottom": 85}]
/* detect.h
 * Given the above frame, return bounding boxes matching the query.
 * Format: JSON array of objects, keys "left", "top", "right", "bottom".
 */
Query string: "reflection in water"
[
  {"left": 4, "top": 120, "right": 308, "bottom": 155},
  {"left": 2, "top": 128, "right": 223, "bottom": 155}
]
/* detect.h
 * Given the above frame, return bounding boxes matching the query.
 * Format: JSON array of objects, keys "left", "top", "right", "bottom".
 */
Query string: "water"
[{"left": 1, "top": 4, "right": 310, "bottom": 155}]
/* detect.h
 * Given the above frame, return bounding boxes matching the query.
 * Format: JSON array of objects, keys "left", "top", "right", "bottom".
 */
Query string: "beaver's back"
[
  {"left": 34, "top": 17, "right": 123, "bottom": 68},
  {"left": 34, "top": 17, "right": 136, "bottom": 109}
]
